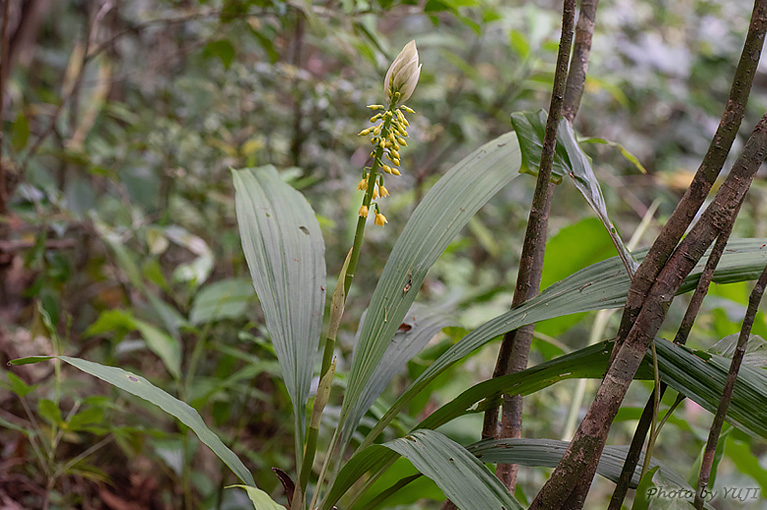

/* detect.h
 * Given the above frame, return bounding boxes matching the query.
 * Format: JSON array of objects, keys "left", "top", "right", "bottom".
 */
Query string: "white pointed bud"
[{"left": 384, "top": 40, "right": 421, "bottom": 106}]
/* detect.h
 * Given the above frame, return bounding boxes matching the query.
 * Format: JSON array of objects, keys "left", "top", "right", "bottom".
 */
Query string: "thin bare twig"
[
  {"left": 694, "top": 264, "right": 767, "bottom": 508},
  {"left": 482, "top": 0, "right": 577, "bottom": 491}
]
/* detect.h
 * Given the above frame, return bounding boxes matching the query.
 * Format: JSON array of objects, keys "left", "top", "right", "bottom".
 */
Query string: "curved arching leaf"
[
  {"left": 360, "top": 238, "right": 767, "bottom": 447},
  {"left": 9, "top": 355, "right": 256, "bottom": 487}
]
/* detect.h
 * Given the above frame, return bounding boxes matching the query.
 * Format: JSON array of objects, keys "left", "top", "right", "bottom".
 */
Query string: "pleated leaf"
[
  {"left": 233, "top": 165, "right": 326, "bottom": 448},
  {"left": 361, "top": 238, "right": 767, "bottom": 446},
  {"left": 325, "top": 333, "right": 758, "bottom": 509},
  {"left": 338, "top": 132, "right": 521, "bottom": 444},
  {"left": 10, "top": 355, "right": 255, "bottom": 487},
  {"left": 510, "top": 110, "right": 569, "bottom": 183},
  {"left": 416, "top": 341, "right": 643, "bottom": 431},
  {"left": 357, "top": 438, "right": 687, "bottom": 509},
  {"left": 655, "top": 338, "right": 767, "bottom": 439},
  {"left": 468, "top": 439, "right": 687, "bottom": 489},
  {"left": 557, "top": 120, "right": 638, "bottom": 274},
  {"left": 354, "top": 303, "right": 456, "bottom": 423},
  {"left": 382, "top": 430, "right": 524, "bottom": 510}
]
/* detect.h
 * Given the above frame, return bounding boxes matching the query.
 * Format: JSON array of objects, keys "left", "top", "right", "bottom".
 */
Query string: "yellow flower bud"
[
  {"left": 379, "top": 185, "right": 390, "bottom": 197},
  {"left": 367, "top": 104, "right": 385, "bottom": 110},
  {"left": 391, "top": 167, "right": 401, "bottom": 176},
  {"left": 372, "top": 188, "right": 379, "bottom": 199},
  {"left": 358, "top": 128, "right": 372, "bottom": 136},
  {"left": 357, "top": 179, "right": 368, "bottom": 191},
  {"left": 358, "top": 205, "right": 369, "bottom": 218},
  {"left": 382, "top": 165, "right": 393, "bottom": 174},
  {"left": 401, "top": 105, "right": 416, "bottom": 114},
  {"left": 374, "top": 211, "right": 388, "bottom": 227},
  {"left": 398, "top": 137, "right": 407, "bottom": 146}
]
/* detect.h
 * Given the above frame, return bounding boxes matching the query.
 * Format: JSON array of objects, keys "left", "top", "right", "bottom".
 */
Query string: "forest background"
[{"left": 2, "top": 1, "right": 767, "bottom": 509}]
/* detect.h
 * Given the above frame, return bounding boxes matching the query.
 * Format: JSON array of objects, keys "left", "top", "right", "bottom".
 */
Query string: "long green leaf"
[
  {"left": 229, "top": 485, "right": 284, "bottom": 510},
  {"left": 339, "top": 131, "right": 521, "bottom": 447},
  {"left": 382, "top": 430, "right": 524, "bottom": 510},
  {"left": 361, "top": 238, "right": 767, "bottom": 448},
  {"left": 468, "top": 439, "right": 687, "bottom": 489},
  {"left": 416, "top": 341, "right": 646, "bottom": 431},
  {"left": 557, "top": 120, "right": 638, "bottom": 274},
  {"left": 8, "top": 356, "right": 255, "bottom": 486},
  {"left": 233, "top": 165, "right": 326, "bottom": 453},
  {"left": 327, "top": 335, "right": 749, "bottom": 510}
]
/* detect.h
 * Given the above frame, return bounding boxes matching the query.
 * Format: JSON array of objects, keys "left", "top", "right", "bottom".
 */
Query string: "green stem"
[{"left": 302, "top": 109, "right": 395, "bottom": 508}]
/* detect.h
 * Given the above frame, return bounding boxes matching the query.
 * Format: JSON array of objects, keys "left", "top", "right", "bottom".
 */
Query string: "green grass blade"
[
  {"left": 339, "top": 131, "right": 521, "bottom": 447},
  {"left": 233, "top": 165, "right": 326, "bottom": 453},
  {"left": 59, "top": 356, "right": 254, "bottom": 486}
]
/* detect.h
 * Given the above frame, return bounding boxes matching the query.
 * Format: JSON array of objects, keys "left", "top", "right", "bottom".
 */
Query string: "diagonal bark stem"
[
  {"left": 530, "top": 111, "right": 767, "bottom": 510},
  {"left": 562, "top": 0, "right": 599, "bottom": 124},
  {"left": 694, "top": 264, "right": 767, "bottom": 508},
  {"left": 613, "top": 0, "right": 767, "bottom": 356},
  {"left": 608, "top": 218, "right": 737, "bottom": 510}
]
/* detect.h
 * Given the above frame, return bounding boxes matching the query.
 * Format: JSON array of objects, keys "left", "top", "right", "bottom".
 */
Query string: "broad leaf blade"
[
  {"left": 340, "top": 132, "right": 521, "bottom": 447},
  {"left": 468, "top": 439, "right": 687, "bottom": 489},
  {"left": 655, "top": 338, "right": 767, "bottom": 439},
  {"left": 233, "top": 165, "right": 326, "bottom": 450},
  {"left": 416, "top": 342, "right": 639, "bottom": 431},
  {"left": 510, "top": 110, "right": 569, "bottom": 183},
  {"left": 228, "top": 485, "right": 284, "bottom": 510},
  {"left": 190, "top": 278, "right": 256, "bottom": 325},
  {"left": 133, "top": 319, "right": 182, "bottom": 380}
]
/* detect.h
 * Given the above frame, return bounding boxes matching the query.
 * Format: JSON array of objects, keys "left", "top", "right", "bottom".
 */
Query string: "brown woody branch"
[
  {"left": 694, "top": 264, "right": 767, "bottom": 508},
  {"left": 481, "top": 0, "right": 577, "bottom": 491},
  {"left": 530, "top": 111, "right": 767, "bottom": 510},
  {"left": 562, "top": 0, "right": 599, "bottom": 123},
  {"left": 0, "top": 0, "right": 11, "bottom": 216}
]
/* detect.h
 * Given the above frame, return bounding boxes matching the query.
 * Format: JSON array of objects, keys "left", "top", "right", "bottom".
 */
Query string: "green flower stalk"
[{"left": 302, "top": 40, "right": 421, "bottom": 510}]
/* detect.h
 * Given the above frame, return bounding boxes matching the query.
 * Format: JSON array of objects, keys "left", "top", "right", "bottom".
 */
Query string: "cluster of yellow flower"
[{"left": 355, "top": 41, "right": 420, "bottom": 227}]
